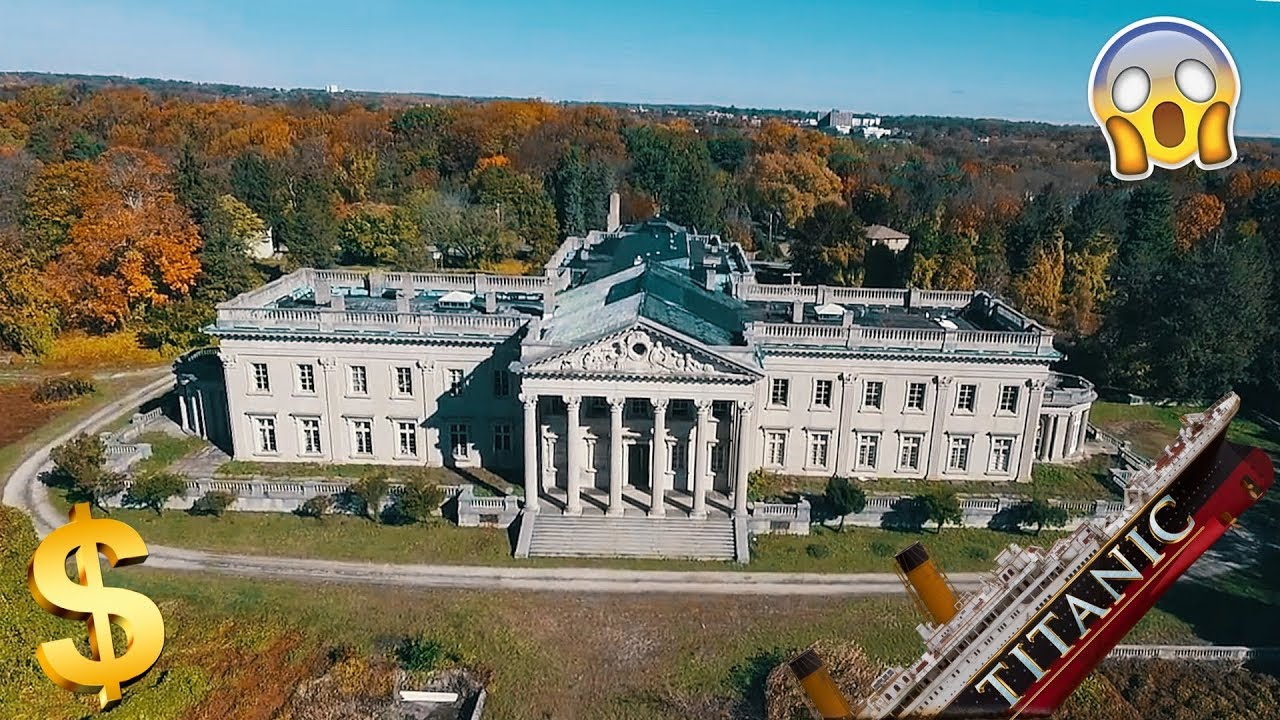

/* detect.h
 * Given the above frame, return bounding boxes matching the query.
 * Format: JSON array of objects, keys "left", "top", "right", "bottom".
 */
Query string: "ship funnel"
[
  {"left": 894, "top": 542, "right": 959, "bottom": 625},
  {"left": 788, "top": 648, "right": 855, "bottom": 719}
]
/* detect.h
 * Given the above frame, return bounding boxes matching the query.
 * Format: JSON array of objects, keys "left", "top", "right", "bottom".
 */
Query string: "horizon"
[{"left": 2, "top": 1, "right": 1279, "bottom": 135}]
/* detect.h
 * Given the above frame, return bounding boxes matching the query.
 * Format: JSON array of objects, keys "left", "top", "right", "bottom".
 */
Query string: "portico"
[{"left": 517, "top": 386, "right": 756, "bottom": 518}]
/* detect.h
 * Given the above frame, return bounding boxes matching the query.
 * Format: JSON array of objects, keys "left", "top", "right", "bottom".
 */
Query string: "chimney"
[
  {"left": 314, "top": 281, "right": 332, "bottom": 305},
  {"left": 396, "top": 291, "right": 410, "bottom": 314},
  {"left": 704, "top": 269, "right": 718, "bottom": 291},
  {"left": 607, "top": 192, "right": 621, "bottom": 232},
  {"left": 791, "top": 299, "right": 805, "bottom": 323},
  {"left": 484, "top": 292, "right": 498, "bottom": 314},
  {"left": 331, "top": 294, "right": 345, "bottom": 312},
  {"left": 367, "top": 271, "right": 385, "bottom": 296}
]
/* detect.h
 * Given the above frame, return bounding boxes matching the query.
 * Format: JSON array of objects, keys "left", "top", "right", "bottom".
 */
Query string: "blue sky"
[{"left": 4, "top": 1, "right": 1279, "bottom": 135}]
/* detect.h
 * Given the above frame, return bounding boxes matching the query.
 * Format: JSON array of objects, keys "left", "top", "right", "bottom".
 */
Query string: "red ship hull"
[{"left": 935, "top": 438, "right": 1274, "bottom": 719}]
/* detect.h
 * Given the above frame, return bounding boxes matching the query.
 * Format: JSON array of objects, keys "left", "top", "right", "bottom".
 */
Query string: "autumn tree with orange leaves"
[{"left": 43, "top": 148, "right": 201, "bottom": 330}]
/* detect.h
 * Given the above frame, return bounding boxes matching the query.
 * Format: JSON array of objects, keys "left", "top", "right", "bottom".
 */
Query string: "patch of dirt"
[
  {"left": 0, "top": 383, "right": 65, "bottom": 448},
  {"left": 765, "top": 640, "right": 882, "bottom": 720}
]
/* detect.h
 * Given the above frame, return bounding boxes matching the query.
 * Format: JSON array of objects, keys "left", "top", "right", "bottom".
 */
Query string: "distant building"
[
  {"left": 247, "top": 227, "right": 276, "bottom": 261},
  {"left": 325, "top": 84, "right": 342, "bottom": 93},
  {"left": 818, "top": 109, "right": 884, "bottom": 135},
  {"left": 864, "top": 224, "right": 911, "bottom": 253}
]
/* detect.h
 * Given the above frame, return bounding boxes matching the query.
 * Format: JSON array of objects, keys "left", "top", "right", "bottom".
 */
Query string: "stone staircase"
[{"left": 524, "top": 514, "right": 737, "bottom": 560}]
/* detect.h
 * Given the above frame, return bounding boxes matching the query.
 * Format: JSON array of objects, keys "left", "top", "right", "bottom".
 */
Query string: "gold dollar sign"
[{"left": 27, "top": 502, "right": 165, "bottom": 710}]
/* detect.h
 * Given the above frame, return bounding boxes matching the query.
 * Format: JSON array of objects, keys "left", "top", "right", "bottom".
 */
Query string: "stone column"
[
  {"left": 177, "top": 380, "right": 191, "bottom": 432},
  {"left": 521, "top": 393, "right": 539, "bottom": 512},
  {"left": 608, "top": 397, "right": 626, "bottom": 517},
  {"left": 650, "top": 398, "right": 669, "bottom": 517},
  {"left": 926, "top": 376, "right": 954, "bottom": 479},
  {"left": 734, "top": 401, "right": 753, "bottom": 516},
  {"left": 691, "top": 399, "right": 713, "bottom": 518},
  {"left": 565, "top": 396, "right": 583, "bottom": 515},
  {"left": 1018, "top": 378, "right": 1046, "bottom": 481}
]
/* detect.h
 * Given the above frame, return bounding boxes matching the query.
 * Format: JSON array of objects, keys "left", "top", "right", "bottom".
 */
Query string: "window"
[
  {"left": 710, "top": 443, "right": 727, "bottom": 473},
  {"left": 1034, "top": 420, "right": 1045, "bottom": 456},
  {"left": 492, "top": 370, "right": 511, "bottom": 398},
  {"left": 807, "top": 432, "right": 831, "bottom": 468},
  {"left": 906, "top": 382, "right": 927, "bottom": 411},
  {"left": 948, "top": 436, "right": 972, "bottom": 472},
  {"left": 449, "top": 423, "right": 470, "bottom": 459},
  {"left": 448, "top": 369, "right": 465, "bottom": 396},
  {"left": 300, "top": 418, "right": 322, "bottom": 454},
  {"left": 629, "top": 398, "right": 651, "bottom": 417},
  {"left": 296, "top": 364, "right": 315, "bottom": 394},
  {"left": 898, "top": 434, "right": 923, "bottom": 471},
  {"left": 395, "top": 367, "right": 414, "bottom": 396},
  {"left": 770, "top": 378, "right": 790, "bottom": 406},
  {"left": 999, "top": 385, "right": 1020, "bottom": 413},
  {"left": 863, "top": 381, "right": 883, "bottom": 410},
  {"left": 813, "top": 379, "right": 833, "bottom": 408},
  {"left": 349, "top": 366, "right": 368, "bottom": 395},
  {"left": 253, "top": 416, "right": 277, "bottom": 453},
  {"left": 765, "top": 431, "right": 787, "bottom": 466},
  {"left": 352, "top": 419, "right": 373, "bottom": 455},
  {"left": 671, "top": 399, "right": 693, "bottom": 419},
  {"left": 989, "top": 436, "right": 1014, "bottom": 473},
  {"left": 856, "top": 433, "right": 880, "bottom": 471},
  {"left": 493, "top": 422, "right": 512, "bottom": 452},
  {"left": 671, "top": 440, "right": 688, "bottom": 471},
  {"left": 955, "top": 384, "right": 977, "bottom": 413},
  {"left": 396, "top": 420, "right": 418, "bottom": 457},
  {"left": 252, "top": 363, "right": 270, "bottom": 392}
]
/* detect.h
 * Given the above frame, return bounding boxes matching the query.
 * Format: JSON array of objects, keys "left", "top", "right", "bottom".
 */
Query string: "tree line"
[{"left": 0, "top": 80, "right": 1276, "bottom": 407}]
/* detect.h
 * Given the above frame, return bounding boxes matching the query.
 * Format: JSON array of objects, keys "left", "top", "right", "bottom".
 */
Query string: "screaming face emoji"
[{"left": 1089, "top": 17, "right": 1240, "bottom": 181}]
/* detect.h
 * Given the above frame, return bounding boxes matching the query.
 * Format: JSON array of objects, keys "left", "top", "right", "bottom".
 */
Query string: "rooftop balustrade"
[{"left": 744, "top": 322, "right": 1056, "bottom": 356}]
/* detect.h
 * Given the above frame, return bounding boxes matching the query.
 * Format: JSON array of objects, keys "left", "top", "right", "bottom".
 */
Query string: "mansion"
[{"left": 181, "top": 217, "right": 1096, "bottom": 524}]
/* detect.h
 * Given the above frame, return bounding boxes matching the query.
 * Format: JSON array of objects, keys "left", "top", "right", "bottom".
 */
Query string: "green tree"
[
  {"left": 173, "top": 142, "right": 216, "bottom": 228},
  {"left": 410, "top": 191, "right": 518, "bottom": 268},
  {"left": 139, "top": 299, "right": 215, "bottom": 354},
  {"left": 48, "top": 434, "right": 124, "bottom": 512},
  {"left": 823, "top": 476, "right": 867, "bottom": 531},
  {"left": 337, "top": 203, "right": 420, "bottom": 265},
  {"left": 625, "top": 126, "right": 722, "bottom": 230},
  {"left": 0, "top": 233, "right": 59, "bottom": 355},
  {"left": 1018, "top": 499, "right": 1069, "bottom": 536},
  {"left": 915, "top": 489, "right": 963, "bottom": 534},
  {"left": 281, "top": 175, "right": 340, "bottom": 268},
  {"left": 471, "top": 164, "right": 559, "bottom": 260},
  {"left": 350, "top": 476, "right": 391, "bottom": 523},
  {"left": 792, "top": 202, "right": 868, "bottom": 286},
  {"left": 124, "top": 471, "right": 188, "bottom": 515},
  {"left": 395, "top": 481, "right": 445, "bottom": 524}
]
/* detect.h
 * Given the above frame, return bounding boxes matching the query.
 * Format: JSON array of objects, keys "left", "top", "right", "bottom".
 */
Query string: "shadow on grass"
[{"left": 727, "top": 647, "right": 791, "bottom": 719}]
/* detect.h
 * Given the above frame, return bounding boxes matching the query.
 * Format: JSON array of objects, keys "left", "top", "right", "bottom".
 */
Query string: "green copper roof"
[{"left": 540, "top": 261, "right": 747, "bottom": 348}]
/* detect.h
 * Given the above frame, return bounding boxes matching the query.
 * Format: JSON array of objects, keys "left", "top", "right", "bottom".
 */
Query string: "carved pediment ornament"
[{"left": 556, "top": 329, "right": 719, "bottom": 375}]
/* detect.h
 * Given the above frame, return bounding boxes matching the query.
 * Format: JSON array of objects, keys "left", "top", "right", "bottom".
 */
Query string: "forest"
[{"left": 0, "top": 77, "right": 1278, "bottom": 409}]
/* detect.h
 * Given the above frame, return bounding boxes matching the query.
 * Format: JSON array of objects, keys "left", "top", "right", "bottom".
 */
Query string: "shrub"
[
  {"left": 393, "top": 481, "right": 444, "bottom": 524},
  {"left": 869, "top": 540, "right": 896, "bottom": 558},
  {"left": 296, "top": 494, "right": 334, "bottom": 519},
  {"left": 805, "top": 543, "right": 831, "bottom": 559},
  {"left": 395, "top": 636, "right": 459, "bottom": 674},
  {"left": 190, "top": 490, "right": 235, "bottom": 517},
  {"left": 31, "top": 375, "right": 96, "bottom": 404},
  {"left": 349, "top": 476, "right": 390, "bottom": 523},
  {"left": 747, "top": 468, "right": 783, "bottom": 502},
  {"left": 962, "top": 544, "right": 990, "bottom": 561}
]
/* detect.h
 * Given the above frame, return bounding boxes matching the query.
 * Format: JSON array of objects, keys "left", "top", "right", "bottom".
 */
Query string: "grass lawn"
[
  {"left": 3, "top": 504, "right": 1202, "bottom": 720},
  {"left": 752, "top": 454, "right": 1118, "bottom": 503},
  {"left": 0, "top": 376, "right": 138, "bottom": 483},
  {"left": 73, "top": 502, "right": 1075, "bottom": 574},
  {"left": 132, "top": 431, "right": 207, "bottom": 474},
  {"left": 1090, "top": 401, "right": 1280, "bottom": 458}
]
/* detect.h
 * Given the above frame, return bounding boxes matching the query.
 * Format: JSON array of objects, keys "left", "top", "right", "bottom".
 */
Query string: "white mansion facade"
[{"left": 186, "top": 219, "right": 1095, "bottom": 519}]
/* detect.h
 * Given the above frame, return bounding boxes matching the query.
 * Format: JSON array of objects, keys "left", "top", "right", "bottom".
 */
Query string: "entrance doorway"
[{"left": 627, "top": 442, "right": 651, "bottom": 491}]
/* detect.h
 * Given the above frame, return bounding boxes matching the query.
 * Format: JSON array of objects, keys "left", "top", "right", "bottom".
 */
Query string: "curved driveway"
[{"left": 4, "top": 372, "right": 986, "bottom": 596}]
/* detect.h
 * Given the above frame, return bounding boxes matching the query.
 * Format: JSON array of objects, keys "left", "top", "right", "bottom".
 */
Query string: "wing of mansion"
[{"left": 178, "top": 215, "right": 1096, "bottom": 520}]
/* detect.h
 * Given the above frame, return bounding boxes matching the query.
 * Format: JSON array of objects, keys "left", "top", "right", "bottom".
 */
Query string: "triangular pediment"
[{"left": 520, "top": 323, "right": 759, "bottom": 381}]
